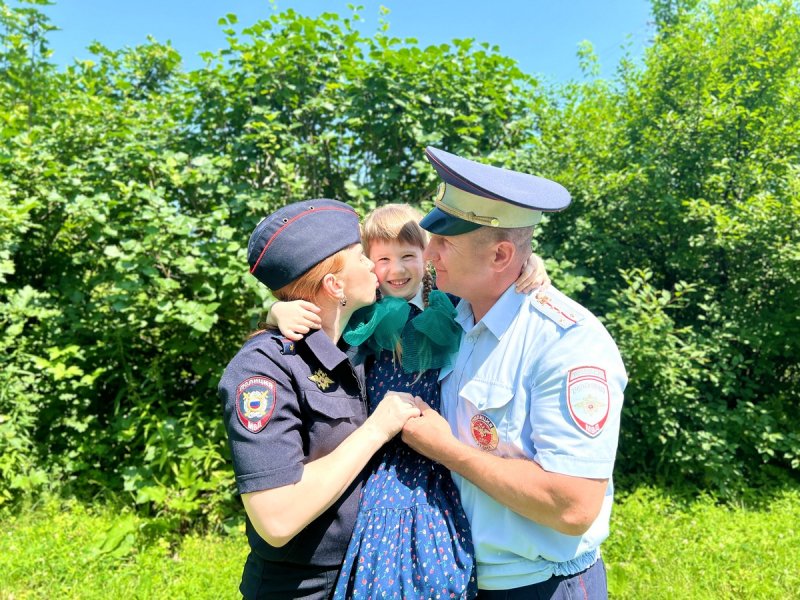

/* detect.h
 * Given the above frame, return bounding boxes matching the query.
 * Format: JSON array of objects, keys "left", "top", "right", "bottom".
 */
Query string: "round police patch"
[
  {"left": 236, "top": 376, "right": 277, "bottom": 433},
  {"left": 470, "top": 413, "right": 499, "bottom": 451},
  {"left": 566, "top": 366, "right": 610, "bottom": 438}
]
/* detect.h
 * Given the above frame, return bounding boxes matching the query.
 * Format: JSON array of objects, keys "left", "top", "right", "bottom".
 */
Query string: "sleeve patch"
[
  {"left": 566, "top": 366, "right": 610, "bottom": 438},
  {"left": 236, "top": 376, "right": 278, "bottom": 433}
]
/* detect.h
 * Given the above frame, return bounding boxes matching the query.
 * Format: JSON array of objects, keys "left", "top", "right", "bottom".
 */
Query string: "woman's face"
[
  {"left": 338, "top": 244, "right": 379, "bottom": 310},
  {"left": 368, "top": 239, "right": 426, "bottom": 301}
]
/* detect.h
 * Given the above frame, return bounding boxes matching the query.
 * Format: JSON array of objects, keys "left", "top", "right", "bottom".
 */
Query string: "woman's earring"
[{"left": 340, "top": 295, "right": 348, "bottom": 307}]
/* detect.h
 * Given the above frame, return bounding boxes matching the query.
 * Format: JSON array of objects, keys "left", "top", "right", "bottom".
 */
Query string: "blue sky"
[{"left": 39, "top": 0, "right": 655, "bottom": 83}]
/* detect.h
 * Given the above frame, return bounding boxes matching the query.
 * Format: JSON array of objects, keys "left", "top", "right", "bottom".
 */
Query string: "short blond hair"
[{"left": 361, "top": 204, "right": 427, "bottom": 256}]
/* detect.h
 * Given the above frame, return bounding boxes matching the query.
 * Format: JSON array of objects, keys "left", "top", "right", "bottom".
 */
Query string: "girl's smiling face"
[{"left": 368, "top": 239, "right": 426, "bottom": 300}]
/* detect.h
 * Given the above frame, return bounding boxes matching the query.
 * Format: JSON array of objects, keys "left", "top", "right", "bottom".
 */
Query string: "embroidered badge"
[
  {"left": 470, "top": 414, "right": 499, "bottom": 451},
  {"left": 566, "top": 366, "right": 610, "bottom": 438},
  {"left": 308, "top": 369, "right": 333, "bottom": 391},
  {"left": 235, "top": 377, "right": 277, "bottom": 433}
]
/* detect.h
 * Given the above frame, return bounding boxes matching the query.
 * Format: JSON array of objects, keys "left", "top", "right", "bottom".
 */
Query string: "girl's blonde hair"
[
  {"left": 361, "top": 203, "right": 434, "bottom": 310},
  {"left": 361, "top": 204, "right": 428, "bottom": 256},
  {"left": 362, "top": 203, "right": 436, "bottom": 332}
]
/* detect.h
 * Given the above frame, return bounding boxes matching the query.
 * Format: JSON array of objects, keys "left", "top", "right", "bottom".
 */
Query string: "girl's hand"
[
  {"left": 266, "top": 300, "right": 322, "bottom": 341},
  {"left": 515, "top": 253, "right": 550, "bottom": 294},
  {"left": 366, "top": 391, "right": 421, "bottom": 443}
]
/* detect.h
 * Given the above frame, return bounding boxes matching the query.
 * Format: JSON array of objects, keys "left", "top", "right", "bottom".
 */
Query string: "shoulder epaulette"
[
  {"left": 272, "top": 335, "right": 297, "bottom": 355},
  {"left": 531, "top": 289, "right": 584, "bottom": 330}
]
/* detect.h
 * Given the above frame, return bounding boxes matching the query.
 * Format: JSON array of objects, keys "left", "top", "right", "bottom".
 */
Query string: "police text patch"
[
  {"left": 236, "top": 376, "right": 277, "bottom": 433},
  {"left": 566, "top": 366, "right": 610, "bottom": 437}
]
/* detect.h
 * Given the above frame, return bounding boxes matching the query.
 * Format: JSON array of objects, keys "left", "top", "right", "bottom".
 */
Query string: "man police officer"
[{"left": 402, "top": 147, "right": 627, "bottom": 599}]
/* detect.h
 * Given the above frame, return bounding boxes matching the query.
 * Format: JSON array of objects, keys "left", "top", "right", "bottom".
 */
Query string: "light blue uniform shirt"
[{"left": 439, "top": 284, "right": 626, "bottom": 591}]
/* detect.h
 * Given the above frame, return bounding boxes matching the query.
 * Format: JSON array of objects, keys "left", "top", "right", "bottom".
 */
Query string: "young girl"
[{"left": 270, "top": 204, "right": 548, "bottom": 599}]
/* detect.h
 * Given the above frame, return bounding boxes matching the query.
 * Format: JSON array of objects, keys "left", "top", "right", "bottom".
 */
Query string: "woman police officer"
[{"left": 218, "top": 199, "right": 421, "bottom": 599}]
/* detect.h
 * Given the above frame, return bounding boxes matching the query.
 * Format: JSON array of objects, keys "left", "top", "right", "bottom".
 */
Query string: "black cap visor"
[{"left": 419, "top": 208, "right": 482, "bottom": 236}]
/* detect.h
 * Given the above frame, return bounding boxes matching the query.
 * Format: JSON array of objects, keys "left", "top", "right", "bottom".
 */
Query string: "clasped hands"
[{"left": 378, "top": 391, "right": 456, "bottom": 462}]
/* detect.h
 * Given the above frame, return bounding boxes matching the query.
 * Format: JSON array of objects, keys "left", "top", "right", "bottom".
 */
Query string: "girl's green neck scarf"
[{"left": 343, "top": 290, "right": 461, "bottom": 374}]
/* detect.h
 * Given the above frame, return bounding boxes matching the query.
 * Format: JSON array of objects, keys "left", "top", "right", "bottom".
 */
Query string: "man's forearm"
[
  {"left": 440, "top": 442, "right": 608, "bottom": 535},
  {"left": 402, "top": 402, "right": 609, "bottom": 535}
]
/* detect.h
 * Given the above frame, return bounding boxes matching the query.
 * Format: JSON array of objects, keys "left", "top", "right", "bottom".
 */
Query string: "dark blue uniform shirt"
[{"left": 219, "top": 328, "right": 369, "bottom": 578}]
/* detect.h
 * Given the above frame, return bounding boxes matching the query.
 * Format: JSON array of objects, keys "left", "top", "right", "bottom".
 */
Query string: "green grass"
[
  {"left": 605, "top": 486, "right": 800, "bottom": 599},
  {"left": 0, "top": 500, "right": 247, "bottom": 599},
  {"left": 1, "top": 486, "right": 798, "bottom": 599}
]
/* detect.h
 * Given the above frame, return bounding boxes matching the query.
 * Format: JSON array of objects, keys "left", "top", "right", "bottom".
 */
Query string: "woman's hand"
[
  {"left": 244, "top": 393, "right": 418, "bottom": 547},
  {"left": 267, "top": 300, "right": 322, "bottom": 340},
  {"left": 515, "top": 252, "right": 550, "bottom": 294},
  {"left": 365, "top": 391, "right": 421, "bottom": 443}
]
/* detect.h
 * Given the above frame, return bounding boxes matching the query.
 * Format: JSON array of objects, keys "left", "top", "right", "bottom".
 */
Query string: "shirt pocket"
[
  {"left": 303, "top": 390, "right": 357, "bottom": 420},
  {"left": 459, "top": 379, "right": 514, "bottom": 412},
  {"left": 303, "top": 390, "right": 360, "bottom": 460},
  {"left": 459, "top": 379, "right": 514, "bottom": 441},
  {"left": 459, "top": 379, "right": 515, "bottom": 447}
]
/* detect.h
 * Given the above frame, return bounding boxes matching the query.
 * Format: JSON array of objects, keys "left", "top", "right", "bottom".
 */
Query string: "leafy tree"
[
  {"left": 1, "top": 0, "right": 798, "bottom": 523},
  {"left": 540, "top": 0, "right": 800, "bottom": 491},
  {"left": 0, "top": 2, "right": 546, "bottom": 522}
]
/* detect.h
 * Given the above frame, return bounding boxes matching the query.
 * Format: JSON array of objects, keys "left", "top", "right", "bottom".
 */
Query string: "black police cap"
[{"left": 248, "top": 199, "right": 361, "bottom": 290}]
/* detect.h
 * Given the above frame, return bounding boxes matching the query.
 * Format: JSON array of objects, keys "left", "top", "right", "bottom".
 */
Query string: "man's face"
[{"left": 423, "top": 230, "right": 489, "bottom": 299}]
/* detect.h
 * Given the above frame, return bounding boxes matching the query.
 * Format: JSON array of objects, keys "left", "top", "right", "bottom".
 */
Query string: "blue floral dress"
[{"left": 334, "top": 304, "right": 477, "bottom": 599}]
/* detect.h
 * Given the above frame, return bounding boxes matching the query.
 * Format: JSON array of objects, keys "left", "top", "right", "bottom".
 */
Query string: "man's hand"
[
  {"left": 401, "top": 398, "right": 459, "bottom": 462},
  {"left": 366, "top": 391, "right": 421, "bottom": 444}
]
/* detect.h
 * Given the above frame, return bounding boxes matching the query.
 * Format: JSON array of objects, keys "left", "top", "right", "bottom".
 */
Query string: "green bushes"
[
  {"left": 0, "top": 1, "right": 542, "bottom": 524},
  {"left": 538, "top": 0, "right": 800, "bottom": 493},
  {"left": 1, "top": 0, "right": 798, "bottom": 525}
]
